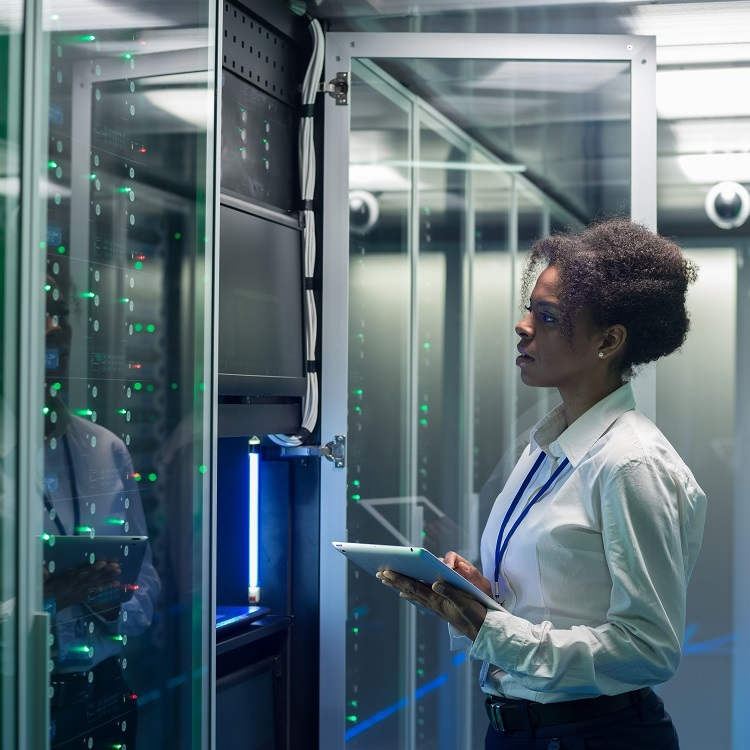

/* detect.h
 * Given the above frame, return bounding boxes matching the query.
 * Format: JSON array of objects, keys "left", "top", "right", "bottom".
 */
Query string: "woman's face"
[{"left": 514, "top": 265, "right": 602, "bottom": 388}]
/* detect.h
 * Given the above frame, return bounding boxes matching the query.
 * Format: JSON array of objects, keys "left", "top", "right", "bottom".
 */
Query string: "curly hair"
[{"left": 520, "top": 218, "right": 698, "bottom": 379}]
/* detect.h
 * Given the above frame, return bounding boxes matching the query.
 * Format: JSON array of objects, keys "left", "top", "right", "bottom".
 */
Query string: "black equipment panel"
[{"left": 218, "top": 203, "right": 305, "bottom": 397}]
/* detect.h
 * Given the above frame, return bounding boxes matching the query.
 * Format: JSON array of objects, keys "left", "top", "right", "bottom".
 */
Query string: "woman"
[{"left": 378, "top": 218, "right": 707, "bottom": 749}]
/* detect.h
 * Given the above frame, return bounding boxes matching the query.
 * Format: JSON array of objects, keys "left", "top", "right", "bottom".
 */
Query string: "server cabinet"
[{"left": 11, "top": 2, "right": 218, "bottom": 748}]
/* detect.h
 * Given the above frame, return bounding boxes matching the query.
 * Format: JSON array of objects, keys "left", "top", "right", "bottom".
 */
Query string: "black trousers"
[{"left": 484, "top": 688, "right": 679, "bottom": 750}]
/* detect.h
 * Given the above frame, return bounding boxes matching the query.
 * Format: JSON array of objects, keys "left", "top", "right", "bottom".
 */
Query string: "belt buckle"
[{"left": 485, "top": 698, "right": 506, "bottom": 733}]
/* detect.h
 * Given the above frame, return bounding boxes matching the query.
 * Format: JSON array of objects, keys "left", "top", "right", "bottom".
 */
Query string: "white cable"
[{"left": 270, "top": 16, "right": 324, "bottom": 447}]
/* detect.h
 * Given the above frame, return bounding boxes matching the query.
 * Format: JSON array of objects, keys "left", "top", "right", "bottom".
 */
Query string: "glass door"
[
  {"left": 14, "top": 2, "right": 217, "bottom": 748},
  {"left": 321, "top": 32, "right": 656, "bottom": 750}
]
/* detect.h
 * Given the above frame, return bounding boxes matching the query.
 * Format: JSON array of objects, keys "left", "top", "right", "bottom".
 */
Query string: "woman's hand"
[
  {"left": 376, "top": 570, "right": 487, "bottom": 641},
  {"left": 441, "top": 551, "right": 492, "bottom": 598}
]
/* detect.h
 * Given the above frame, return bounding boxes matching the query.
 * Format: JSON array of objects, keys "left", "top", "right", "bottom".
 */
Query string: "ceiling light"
[
  {"left": 677, "top": 153, "right": 750, "bottom": 184},
  {"left": 657, "top": 68, "right": 750, "bottom": 119}
]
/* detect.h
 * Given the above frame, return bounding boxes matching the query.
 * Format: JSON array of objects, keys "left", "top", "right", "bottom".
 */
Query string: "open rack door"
[{"left": 320, "top": 32, "right": 655, "bottom": 750}]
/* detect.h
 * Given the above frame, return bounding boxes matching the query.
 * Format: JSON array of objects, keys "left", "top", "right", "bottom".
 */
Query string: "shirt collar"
[{"left": 529, "top": 381, "right": 636, "bottom": 468}]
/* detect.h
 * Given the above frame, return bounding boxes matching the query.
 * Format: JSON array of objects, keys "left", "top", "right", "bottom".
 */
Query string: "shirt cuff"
[
  {"left": 469, "top": 607, "right": 532, "bottom": 669},
  {"left": 447, "top": 623, "right": 472, "bottom": 652}
]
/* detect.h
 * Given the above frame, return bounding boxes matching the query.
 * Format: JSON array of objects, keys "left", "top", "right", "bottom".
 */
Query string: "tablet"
[
  {"left": 332, "top": 542, "right": 502, "bottom": 611},
  {"left": 43, "top": 535, "right": 148, "bottom": 604}
]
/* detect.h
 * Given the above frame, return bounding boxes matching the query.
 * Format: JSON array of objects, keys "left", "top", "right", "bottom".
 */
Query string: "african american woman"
[{"left": 378, "top": 218, "right": 707, "bottom": 750}]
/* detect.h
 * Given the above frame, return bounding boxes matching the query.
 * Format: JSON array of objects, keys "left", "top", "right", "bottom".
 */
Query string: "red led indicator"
[{"left": 139, "top": 147, "right": 147, "bottom": 153}]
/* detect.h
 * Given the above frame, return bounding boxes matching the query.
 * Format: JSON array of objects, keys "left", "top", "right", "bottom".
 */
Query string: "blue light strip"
[{"left": 249, "top": 451, "right": 259, "bottom": 592}]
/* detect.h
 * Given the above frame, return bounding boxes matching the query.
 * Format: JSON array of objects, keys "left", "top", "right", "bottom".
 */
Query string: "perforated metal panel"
[{"left": 222, "top": 1, "right": 298, "bottom": 107}]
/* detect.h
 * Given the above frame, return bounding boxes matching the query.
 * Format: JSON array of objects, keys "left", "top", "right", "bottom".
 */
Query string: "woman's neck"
[{"left": 558, "top": 375, "right": 623, "bottom": 427}]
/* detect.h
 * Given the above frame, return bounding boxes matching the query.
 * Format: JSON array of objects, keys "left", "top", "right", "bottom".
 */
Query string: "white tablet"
[{"left": 332, "top": 541, "right": 502, "bottom": 611}]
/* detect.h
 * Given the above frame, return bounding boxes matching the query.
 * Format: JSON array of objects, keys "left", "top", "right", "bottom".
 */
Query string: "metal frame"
[{"left": 321, "top": 31, "right": 656, "bottom": 750}]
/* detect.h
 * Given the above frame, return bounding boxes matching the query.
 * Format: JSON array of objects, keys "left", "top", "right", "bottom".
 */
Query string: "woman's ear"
[{"left": 601, "top": 323, "right": 627, "bottom": 358}]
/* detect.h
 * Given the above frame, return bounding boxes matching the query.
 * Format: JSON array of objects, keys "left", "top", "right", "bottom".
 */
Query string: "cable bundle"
[{"left": 270, "top": 13, "right": 324, "bottom": 447}]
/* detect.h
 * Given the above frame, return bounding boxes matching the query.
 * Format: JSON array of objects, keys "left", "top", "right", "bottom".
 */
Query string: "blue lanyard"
[{"left": 493, "top": 451, "right": 570, "bottom": 591}]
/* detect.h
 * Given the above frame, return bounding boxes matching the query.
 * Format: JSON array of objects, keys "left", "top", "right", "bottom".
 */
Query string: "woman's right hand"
[{"left": 442, "top": 551, "right": 492, "bottom": 597}]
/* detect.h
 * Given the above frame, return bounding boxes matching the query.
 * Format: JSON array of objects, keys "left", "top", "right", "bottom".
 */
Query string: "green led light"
[
  {"left": 57, "top": 246, "right": 66, "bottom": 254},
  {"left": 351, "top": 494, "right": 361, "bottom": 501},
  {"left": 89, "top": 173, "right": 96, "bottom": 180},
  {"left": 170, "top": 382, "right": 178, "bottom": 390},
  {"left": 352, "top": 480, "right": 360, "bottom": 487},
  {"left": 134, "top": 323, "right": 143, "bottom": 332},
  {"left": 117, "top": 408, "right": 126, "bottom": 415},
  {"left": 43, "top": 284, "right": 52, "bottom": 292},
  {"left": 421, "top": 530, "right": 426, "bottom": 538},
  {"left": 353, "top": 405, "right": 361, "bottom": 414},
  {"left": 47, "top": 160, "right": 58, "bottom": 169},
  {"left": 423, "top": 342, "right": 431, "bottom": 350},
  {"left": 419, "top": 418, "right": 428, "bottom": 426},
  {"left": 352, "top": 627, "right": 359, "bottom": 634},
  {"left": 173, "top": 232, "right": 182, "bottom": 240},
  {"left": 133, "top": 382, "right": 142, "bottom": 391},
  {"left": 75, "top": 409, "right": 93, "bottom": 416},
  {"left": 41, "top": 533, "right": 51, "bottom": 542},
  {"left": 198, "top": 464, "right": 207, "bottom": 474},
  {"left": 133, "top": 473, "right": 142, "bottom": 482},
  {"left": 79, "top": 291, "right": 95, "bottom": 298},
  {"left": 119, "top": 297, "right": 130, "bottom": 303},
  {"left": 147, "top": 472, "right": 157, "bottom": 482},
  {"left": 68, "top": 645, "right": 91, "bottom": 654},
  {"left": 420, "top": 404, "right": 429, "bottom": 412},
  {"left": 111, "top": 745, "right": 124, "bottom": 750},
  {"left": 349, "top": 700, "right": 358, "bottom": 708},
  {"left": 52, "top": 382, "right": 61, "bottom": 390},
  {"left": 118, "top": 186, "right": 131, "bottom": 193},
  {"left": 77, "top": 34, "right": 96, "bottom": 42},
  {"left": 354, "top": 388, "right": 363, "bottom": 396},
  {"left": 417, "top": 668, "right": 424, "bottom": 676},
  {"left": 75, "top": 525, "right": 93, "bottom": 534},
  {"left": 42, "top": 406, "right": 50, "bottom": 415},
  {"left": 110, "top": 635, "right": 124, "bottom": 642},
  {"left": 263, "top": 138, "right": 268, "bottom": 143},
  {"left": 146, "top": 323, "right": 155, "bottom": 333},
  {"left": 146, "top": 384, "right": 154, "bottom": 392},
  {"left": 106, "top": 518, "right": 125, "bottom": 526},
  {"left": 134, "top": 261, "right": 143, "bottom": 270},
  {"left": 121, "top": 53, "right": 133, "bottom": 60},
  {"left": 346, "top": 715, "right": 358, "bottom": 723},
  {"left": 198, "top": 382, "right": 205, "bottom": 391}
]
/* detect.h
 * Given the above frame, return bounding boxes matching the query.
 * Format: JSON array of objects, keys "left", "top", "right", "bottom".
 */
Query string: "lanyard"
[{"left": 493, "top": 451, "right": 570, "bottom": 595}]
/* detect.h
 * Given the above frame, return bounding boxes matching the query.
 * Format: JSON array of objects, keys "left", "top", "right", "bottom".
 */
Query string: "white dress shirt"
[{"left": 468, "top": 381, "right": 707, "bottom": 702}]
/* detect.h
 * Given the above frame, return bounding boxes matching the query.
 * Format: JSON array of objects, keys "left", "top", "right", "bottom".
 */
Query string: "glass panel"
[
  {"left": 378, "top": 58, "right": 631, "bottom": 220},
  {"left": 655, "top": 246, "right": 737, "bottom": 750},
  {"left": 0, "top": 5, "right": 23, "bottom": 746},
  {"left": 346, "top": 62, "right": 412, "bottom": 748},
  {"left": 344, "top": 55, "right": 630, "bottom": 749},
  {"left": 38, "top": 6, "right": 213, "bottom": 748}
]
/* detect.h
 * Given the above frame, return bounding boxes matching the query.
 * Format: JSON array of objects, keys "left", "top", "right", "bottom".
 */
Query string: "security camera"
[
  {"left": 705, "top": 181, "right": 750, "bottom": 230},
  {"left": 349, "top": 190, "right": 379, "bottom": 236}
]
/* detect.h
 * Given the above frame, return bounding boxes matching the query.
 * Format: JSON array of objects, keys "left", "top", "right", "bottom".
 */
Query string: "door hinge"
[
  {"left": 318, "top": 72, "right": 349, "bottom": 105},
  {"left": 279, "top": 435, "right": 346, "bottom": 468}
]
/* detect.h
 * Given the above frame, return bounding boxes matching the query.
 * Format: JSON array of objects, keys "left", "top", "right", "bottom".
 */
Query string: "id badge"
[{"left": 492, "top": 576, "right": 512, "bottom": 605}]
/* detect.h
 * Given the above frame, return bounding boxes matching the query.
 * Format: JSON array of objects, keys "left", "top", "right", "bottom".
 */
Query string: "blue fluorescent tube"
[{"left": 248, "top": 445, "right": 260, "bottom": 603}]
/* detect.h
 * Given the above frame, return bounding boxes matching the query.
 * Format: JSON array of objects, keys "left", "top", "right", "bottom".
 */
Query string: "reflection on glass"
[
  {"left": 40, "top": 7, "right": 212, "bottom": 748},
  {"left": 347, "top": 63, "right": 412, "bottom": 748},
  {"left": 0, "top": 7, "right": 22, "bottom": 747}
]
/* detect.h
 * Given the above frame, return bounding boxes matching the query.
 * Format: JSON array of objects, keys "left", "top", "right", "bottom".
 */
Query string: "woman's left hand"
[{"left": 376, "top": 570, "right": 487, "bottom": 641}]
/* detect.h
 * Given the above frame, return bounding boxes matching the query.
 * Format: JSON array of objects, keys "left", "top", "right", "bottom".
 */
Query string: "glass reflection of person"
[
  {"left": 43, "top": 275, "right": 160, "bottom": 748},
  {"left": 379, "top": 220, "right": 707, "bottom": 750}
]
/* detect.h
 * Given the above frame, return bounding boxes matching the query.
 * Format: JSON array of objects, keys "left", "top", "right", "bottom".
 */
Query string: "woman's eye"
[{"left": 541, "top": 313, "right": 556, "bottom": 324}]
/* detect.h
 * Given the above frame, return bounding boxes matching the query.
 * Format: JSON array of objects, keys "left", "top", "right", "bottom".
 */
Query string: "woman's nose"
[{"left": 515, "top": 313, "right": 533, "bottom": 339}]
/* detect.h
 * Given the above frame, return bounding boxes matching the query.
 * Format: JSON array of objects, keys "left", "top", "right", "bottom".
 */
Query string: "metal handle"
[{"left": 31, "top": 612, "right": 50, "bottom": 750}]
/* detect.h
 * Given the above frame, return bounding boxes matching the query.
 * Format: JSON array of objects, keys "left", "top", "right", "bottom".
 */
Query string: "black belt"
[{"left": 485, "top": 687, "right": 650, "bottom": 733}]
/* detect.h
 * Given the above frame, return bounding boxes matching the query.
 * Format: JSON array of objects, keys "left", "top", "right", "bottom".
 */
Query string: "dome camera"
[
  {"left": 349, "top": 190, "right": 379, "bottom": 236},
  {"left": 705, "top": 181, "right": 750, "bottom": 230}
]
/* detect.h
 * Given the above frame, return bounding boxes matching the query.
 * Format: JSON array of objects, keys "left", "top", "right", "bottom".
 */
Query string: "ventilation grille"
[{"left": 222, "top": 2, "right": 298, "bottom": 107}]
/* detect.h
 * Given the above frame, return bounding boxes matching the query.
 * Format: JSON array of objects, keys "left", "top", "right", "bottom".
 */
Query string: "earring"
[{"left": 597, "top": 351, "right": 605, "bottom": 359}]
